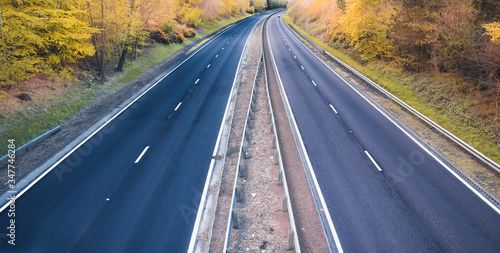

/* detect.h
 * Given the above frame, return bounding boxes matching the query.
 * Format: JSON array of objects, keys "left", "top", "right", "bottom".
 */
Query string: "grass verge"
[
  {"left": 0, "top": 13, "right": 252, "bottom": 156},
  {"left": 283, "top": 14, "right": 500, "bottom": 165}
]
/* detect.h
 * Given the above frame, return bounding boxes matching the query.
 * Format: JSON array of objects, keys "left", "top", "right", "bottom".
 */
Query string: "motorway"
[
  {"left": 265, "top": 13, "right": 500, "bottom": 252},
  {"left": 0, "top": 14, "right": 265, "bottom": 252}
]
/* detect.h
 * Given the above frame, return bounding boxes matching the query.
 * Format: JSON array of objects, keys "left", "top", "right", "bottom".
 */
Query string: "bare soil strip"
[
  {"left": 226, "top": 50, "right": 291, "bottom": 252},
  {"left": 208, "top": 19, "right": 266, "bottom": 252}
]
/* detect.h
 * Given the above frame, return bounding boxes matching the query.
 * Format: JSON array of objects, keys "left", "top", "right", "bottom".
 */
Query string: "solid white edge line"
[
  {"left": 365, "top": 151, "right": 382, "bottom": 172},
  {"left": 134, "top": 146, "right": 150, "bottom": 164},
  {"left": 188, "top": 15, "right": 261, "bottom": 253},
  {"left": 281, "top": 16, "right": 500, "bottom": 215},
  {"left": 329, "top": 104, "right": 338, "bottom": 114},
  {"left": 0, "top": 20, "right": 239, "bottom": 213},
  {"left": 195, "top": 79, "right": 199, "bottom": 84},
  {"left": 268, "top": 16, "right": 344, "bottom": 253},
  {"left": 174, "top": 102, "right": 182, "bottom": 111}
]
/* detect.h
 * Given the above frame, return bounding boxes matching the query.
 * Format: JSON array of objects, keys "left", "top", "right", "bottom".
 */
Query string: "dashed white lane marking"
[
  {"left": 312, "top": 80, "right": 317, "bottom": 87},
  {"left": 289, "top": 48, "right": 291, "bottom": 51},
  {"left": 365, "top": 151, "right": 382, "bottom": 171},
  {"left": 195, "top": 79, "right": 199, "bottom": 84},
  {"left": 222, "top": 47, "right": 224, "bottom": 50},
  {"left": 216, "top": 54, "right": 218, "bottom": 58},
  {"left": 207, "top": 64, "right": 211, "bottom": 68},
  {"left": 135, "top": 146, "right": 150, "bottom": 164},
  {"left": 329, "top": 104, "right": 338, "bottom": 114},
  {"left": 301, "top": 65, "right": 304, "bottom": 70},
  {"left": 294, "top": 55, "right": 296, "bottom": 59},
  {"left": 175, "top": 102, "right": 182, "bottom": 111}
]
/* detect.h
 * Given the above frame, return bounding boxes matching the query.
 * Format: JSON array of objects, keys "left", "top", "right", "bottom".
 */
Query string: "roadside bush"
[
  {"left": 176, "top": 26, "right": 196, "bottom": 38},
  {"left": 150, "top": 23, "right": 186, "bottom": 44},
  {"left": 183, "top": 28, "right": 196, "bottom": 38},
  {"left": 150, "top": 28, "right": 172, "bottom": 44},
  {"left": 171, "top": 30, "right": 185, "bottom": 43}
]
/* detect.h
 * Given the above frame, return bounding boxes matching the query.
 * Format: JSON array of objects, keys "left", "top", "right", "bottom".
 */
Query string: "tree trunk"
[
  {"left": 117, "top": 47, "right": 127, "bottom": 72},
  {"left": 496, "top": 81, "right": 500, "bottom": 118},
  {"left": 432, "top": 43, "right": 440, "bottom": 73},
  {"left": 0, "top": 11, "right": 4, "bottom": 55},
  {"left": 99, "top": 0, "right": 106, "bottom": 82}
]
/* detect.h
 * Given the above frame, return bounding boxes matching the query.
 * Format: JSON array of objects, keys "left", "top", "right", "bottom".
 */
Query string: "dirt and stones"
[{"left": 209, "top": 18, "right": 292, "bottom": 252}]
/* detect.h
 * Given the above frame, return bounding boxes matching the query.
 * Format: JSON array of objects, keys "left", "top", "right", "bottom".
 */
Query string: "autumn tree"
[
  {"left": 0, "top": 0, "right": 95, "bottom": 86},
  {"left": 484, "top": 22, "right": 500, "bottom": 44},
  {"left": 338, "top": 0, "right": 395, "bottom": 61}
]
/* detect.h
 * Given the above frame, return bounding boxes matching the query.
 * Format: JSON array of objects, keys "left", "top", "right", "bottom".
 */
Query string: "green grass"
[
  {"left": 283, "top": 14, "right": 500, "bottom": 164},
  {"left": 0, "top": 85, "right": 97, "bottom": 156},
  {"left": 199, "top": 13, "right": 250, "bottom": 34},
  {"left": 0, "top": 13, "right": 253, "bottom": 157}
]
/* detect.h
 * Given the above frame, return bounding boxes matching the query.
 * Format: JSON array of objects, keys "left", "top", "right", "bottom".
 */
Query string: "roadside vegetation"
[
  {"left": 285, "top": 0, "right": 500, "bottom": 164},
  {"left": 0, "top": 0, "right": 287, "bottom": 155}
]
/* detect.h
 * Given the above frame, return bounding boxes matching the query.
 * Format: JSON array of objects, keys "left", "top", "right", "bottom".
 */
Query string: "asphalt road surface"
[
  {"left": 266, "top": 13, "right": 500, "bottom": 252},
  {"left": 0, "top": 14, "right": 265, "bottom": 252}
]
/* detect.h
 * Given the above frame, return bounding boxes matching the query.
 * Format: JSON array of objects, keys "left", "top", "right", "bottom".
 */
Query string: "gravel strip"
[
  {"left": 227, "top": 55, "right": 290, "bottom": 252},
  {"left": 209, "top": 19, "right": 265, "bottom": 252}
]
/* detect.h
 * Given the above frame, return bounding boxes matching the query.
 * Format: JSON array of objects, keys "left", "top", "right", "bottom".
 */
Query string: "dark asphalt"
[
  {"left": 266, "top": 14, "right": 500, "bottom": 252},
  {"left": 0, "top": 14, "right": 265, "bottom": 252}
]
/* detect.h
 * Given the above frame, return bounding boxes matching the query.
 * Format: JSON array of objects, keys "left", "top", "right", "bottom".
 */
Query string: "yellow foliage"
[
  {"left": 338, "top": 0, "right": 395, "bottom": 60},
  {"left": 484, "top": 22, "right": 500, "bottom": 44}
]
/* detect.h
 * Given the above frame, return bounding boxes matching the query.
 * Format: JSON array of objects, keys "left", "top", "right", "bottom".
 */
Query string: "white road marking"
[
  {"left": 135, "top": 146, "right": 150, "bottom": 164},
  {"left": 222, "top": 47, "right": 224, "bottom": 50},
  {"left": 288, "top": 48, "right": 291, "bottom": 51},
  {"left": 175, "top": 102, "right": 182, "bottom": 111},
  {"left": 365, "top": 151, "right": 382, "bottom": 171},
  {"left": 301, "top": 65, "right": 304, "bottom": 70},
  {"left": 293, "top": 55, "right": 296, "bottom": 59},
  {"left": 329, "top": 104, "right": 338, "bottom": 113},
  {"left": 216, "top": 54, "right": 218, "bottom": 58},
  {"left": 312, "top": 80, "right": 317, "bottom": 87},
  {"left": 207, "top": 64, "right": 211, "bottom": 68},
  {"left": 195, "top": 79, "right": 199, "bottom": 84}
]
